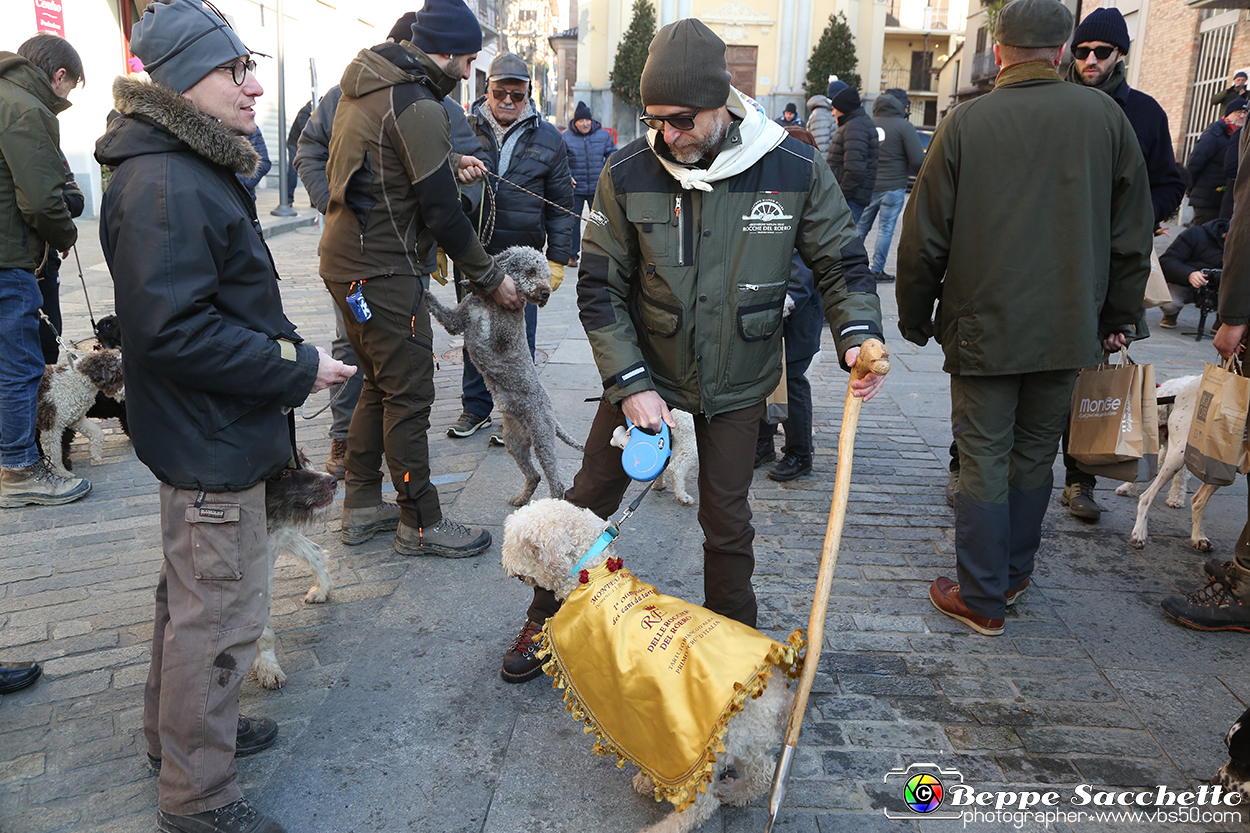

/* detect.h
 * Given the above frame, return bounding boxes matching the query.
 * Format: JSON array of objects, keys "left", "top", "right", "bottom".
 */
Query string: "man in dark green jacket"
[
  {"left": 0, "top": 34, "right": 87, "bottom": 508},
  {"left": 500, "top": 19, "right": 886, "bottom": 682},
  {"left": 897, "top": 0, "right": 1152, "bottom": 636}
]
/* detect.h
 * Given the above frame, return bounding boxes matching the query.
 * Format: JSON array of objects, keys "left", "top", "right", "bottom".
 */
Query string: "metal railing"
[{"left": 971, "top": 50, "right": 997, "bottom": 83}]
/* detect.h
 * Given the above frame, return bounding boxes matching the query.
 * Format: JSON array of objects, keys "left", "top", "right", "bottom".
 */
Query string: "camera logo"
[{"left": 883, "top": 763, "right": 964, "bottom": 820}]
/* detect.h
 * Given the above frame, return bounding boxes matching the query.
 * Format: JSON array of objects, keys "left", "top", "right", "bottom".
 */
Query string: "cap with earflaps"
[
  {"left": 129, "top": 0, "right": 250, "bottom": 94},
  {"left": 994, "top": 0, "right": 1074, "bottom": 49},
  {"left": 640, "top": 19, "right": 732, "bottom": 110}
]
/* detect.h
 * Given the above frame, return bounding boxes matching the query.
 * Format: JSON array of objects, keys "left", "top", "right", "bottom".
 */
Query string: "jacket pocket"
[
  {"left": 185, "top": 503, "right": 243, "bottom": 580},
  {"left": 736, "top": 300, "right": 784, "bottom": 342},
  {"left": 639, "top": 289, "right": 682, "bottom": 337},
  {"left": 625, "top": 192, "right": 672, "bottom": 263}
]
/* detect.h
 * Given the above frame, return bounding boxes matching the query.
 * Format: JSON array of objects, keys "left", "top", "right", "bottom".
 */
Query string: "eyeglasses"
[
  {"left": 490, "top": 88, "right": 527, "bottom": 103},
  {"left": 217, "top": 57, "right": 256, "bottom": 86},
  {"left": 639, "top": 108, "right": 702, "bottom": 131},
  {"left": 1072, "top": 45, "right": 1116, "bottom": 61}
]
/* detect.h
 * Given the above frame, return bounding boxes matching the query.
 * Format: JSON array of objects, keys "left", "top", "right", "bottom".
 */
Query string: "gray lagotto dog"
[{"left": 427, "top": 246, "right": 583, "bottom": 505}]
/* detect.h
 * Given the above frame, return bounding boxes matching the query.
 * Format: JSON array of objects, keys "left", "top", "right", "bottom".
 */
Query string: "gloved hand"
[
  {"left": 783, "top": 294, "right": 796, "bottom": 318},
  {"left": 432, "top": 249, "right": 449, "bottom": 286},
  {"left": 548, "top": 261, "right": 565, "bottom": 291}
]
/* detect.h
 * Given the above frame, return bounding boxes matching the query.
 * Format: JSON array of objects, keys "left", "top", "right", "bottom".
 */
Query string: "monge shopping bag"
[
  {"left": 1185, "top": 357, "right": 1250, "bottom": 486},
  {"left": 1076, "top": 361, "right": 1158, "bottom": 482},
  {"left": 1069, "top": 355, "right": 1144, "bottom": 466}
]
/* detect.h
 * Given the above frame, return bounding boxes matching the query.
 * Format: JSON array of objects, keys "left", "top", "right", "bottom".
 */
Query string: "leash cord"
[
  {"left": 482, "top": 169, "right": 607, "bottom": 227},
  {"left": 72, "top": 245, "right": 97, "bottom": 334},
  {"left": 299, "top": 379, "right": 349, "bottom": 420}
]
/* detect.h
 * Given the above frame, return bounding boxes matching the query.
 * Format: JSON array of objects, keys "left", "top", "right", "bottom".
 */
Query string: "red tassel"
[
  {"left": 607, "top": 557, "right": 623, "bottom": 572},
  {"left": 579, "top": 569, "right": 590, "bottom": 584}
]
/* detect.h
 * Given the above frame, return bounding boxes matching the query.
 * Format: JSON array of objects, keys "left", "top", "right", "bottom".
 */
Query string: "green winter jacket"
[
  {"left": 0, "top": 52, "right": 76, "bottom": 270},
  {"left": 579, "top": 123, "right": 883, "bottom": 417},
  {"left": 897, "top": 62, "right": 1153, "bottom": 376}
]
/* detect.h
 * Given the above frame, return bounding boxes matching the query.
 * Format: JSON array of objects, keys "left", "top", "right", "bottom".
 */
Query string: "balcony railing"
[{"left": 970, "top": 50, "right": 998, "bottom": 84}]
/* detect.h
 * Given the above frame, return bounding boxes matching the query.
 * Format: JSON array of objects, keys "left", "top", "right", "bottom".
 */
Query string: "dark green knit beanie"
[{"left": 640, "top": 19, "right": 732, "bottom": 110}]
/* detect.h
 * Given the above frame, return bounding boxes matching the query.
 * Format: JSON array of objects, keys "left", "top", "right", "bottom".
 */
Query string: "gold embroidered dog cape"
[{"left": 537, "top": 560, "right": 803, "bottom": 811}]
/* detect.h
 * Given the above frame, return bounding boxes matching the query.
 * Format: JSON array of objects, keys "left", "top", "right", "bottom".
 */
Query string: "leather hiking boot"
[
  {"left": 148, "top": 715, "right": 278, "bottom": 771},
  {"left": 1161, "top": 571, "right": 1250, "bottom": 632},
  {"left": 157, "top": 798, "right": 285, "bottom": 833},
  {"left": 501, "top": 619, "right": 546, "bottom": 683},
  {"left": 0, "top": 457, "right": 90, "bottom": 508},
  {"left": 395, "top": 517, "right": 490, "bottom": 558},
  {"left": 1005, "top": 577, "right": 1030, "bottom": 607},
  {"left": 0, "top": 661, "right": 41, "bottom": 694},
  {"left": 447, "top": 411, "right": 491, "bottom": 439},
  {"left": 768, "top": 453, "right": 812, "bottom": 482},
  {"left": 1061, "top": 482, "right": 1101, "bottom": 522},
  {"left": 340, "top": 502, "right": 400, "bottom": 545},
  {"left": 929, "top": 577, "right": 1004, "bottom": 635},
  {"left": 1206, "top": 559, "right": 1235, "bottom": 585},
  {"left": 754, "top": 442, "right": 775, "bottom": 469},
  {"left": 324, "top": 439, "right": 347, "bottom": 480}
]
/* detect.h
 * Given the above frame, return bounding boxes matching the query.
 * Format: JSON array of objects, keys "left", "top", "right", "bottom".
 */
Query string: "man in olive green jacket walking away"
[{"left": 897, "top": 0, "right": 1152, "bottom": 636}]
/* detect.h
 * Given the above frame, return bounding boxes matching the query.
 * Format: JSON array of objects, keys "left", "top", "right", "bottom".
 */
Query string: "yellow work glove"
[
  {"left": 548, "top": 260, "right": 565, "bottom": 291},
  {"left": 431, "top": 249, "right": 449, "bottom": 286}
]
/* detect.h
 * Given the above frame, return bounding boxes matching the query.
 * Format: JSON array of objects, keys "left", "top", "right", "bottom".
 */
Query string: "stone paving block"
[
  {"left": 0, "top": 805, "right": 82, "bottom": 833},
  {"left": 1017, "top": 728, "right": 1163, "bottom": 757},
  {"left": 852, "top": 614, "right": 927, "bottom": 633},
  {"left": 0, "top": 751, "right": 45, "bottom": 782},
  {"left": 827, "top": 632, "right": 913, "bottom": 653},
  {"left": 0, "top": 624, "right": 47, "bottom": 650},
  {"left": 838, "top": 673, "right": 939, "bottom": 698},
  {"left": 946, "top": 725, "right": 1024, "bottom": 751},
  {"left": 820, "top": 652, "right": 909, "bottom": 676},
  {"left": 815, "top": 694, "right": 898, "bottom": 722},
  {"left": 1069, "top": 756, "right": 1190, "bottom": 789},
  {"left": 1040, "top": 703, "right": 1143, "bottom": 729},
  {"left": 842, "top": 720, "right": 948, "bottom": 750},
  {"left": 1012, "top": 677, "right": 1122, "bottom": 703},
  {"left": 937, "top": 677, "right": 1018, "bottom": 699},
  {"left": 43, "top": 645, "right": 147, "bottom": 677},
  {"left": 994, "top": 754, "right": 1083, "bottom": 785},
  {"left": 892, "top": 698, "right": 977, "bottom": 724},
  {"left": 818, "top": 812, "right": 918, "bottom": 832}
]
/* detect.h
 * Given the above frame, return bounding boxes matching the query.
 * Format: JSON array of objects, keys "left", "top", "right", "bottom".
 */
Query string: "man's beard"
[
  {"left": 669, "top": 110, "right": 730, "bottom": 165},
  {"left": 1080, "top": 63, "right": 1115, "bottom": 88}
]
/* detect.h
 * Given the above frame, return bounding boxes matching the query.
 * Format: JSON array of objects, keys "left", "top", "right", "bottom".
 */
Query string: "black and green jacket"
[{"left": 579, "top": 125, "right": 883, "bottom": 417}]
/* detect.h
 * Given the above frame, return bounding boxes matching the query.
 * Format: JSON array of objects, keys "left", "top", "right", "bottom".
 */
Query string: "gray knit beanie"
[
  {"left": 130, "top": 0, "right": 250, "bottom": 94},
  {"left": 639, "top": 19, "right": 732, "bottom": 110}
]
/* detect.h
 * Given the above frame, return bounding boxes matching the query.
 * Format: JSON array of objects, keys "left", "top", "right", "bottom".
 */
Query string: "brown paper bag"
[
  {"left": 1076, "top": 361, "right": 1158, "bottom": 482},
  {"left": 1143, "top": 250, "right": 1170, "bottom": 309},
  {"left": 1069, "top": 355, "right": 1145, "bottom": 466},
  {"left": 1184, "top": 357, "right": 1250, "bottom": 486}
]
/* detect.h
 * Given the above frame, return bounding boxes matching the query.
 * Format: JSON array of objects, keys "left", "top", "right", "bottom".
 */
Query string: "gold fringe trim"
[{"left": 538, "top": 625, "right": 805, "bottom": 812}]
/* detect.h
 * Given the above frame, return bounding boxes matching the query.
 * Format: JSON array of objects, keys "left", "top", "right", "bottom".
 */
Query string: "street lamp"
[{"left": 270, "top": 0, "right": 297, "bottom": 217}]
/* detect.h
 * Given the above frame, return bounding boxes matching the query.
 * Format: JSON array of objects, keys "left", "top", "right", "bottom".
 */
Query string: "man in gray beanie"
[
  {"left": 95, "top": 2, "right": 355, "bottom": 831},
  {"left": 898, "top": 0, "right": 1153, "bottom": 637},
  {"left": 499, "top": 17, "right": 886, "bottom": 683}
]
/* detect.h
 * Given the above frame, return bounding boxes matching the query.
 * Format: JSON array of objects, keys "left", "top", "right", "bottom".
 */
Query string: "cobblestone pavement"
[{"left": 2, "top": 195, "right": 1248, "bottom": 833}]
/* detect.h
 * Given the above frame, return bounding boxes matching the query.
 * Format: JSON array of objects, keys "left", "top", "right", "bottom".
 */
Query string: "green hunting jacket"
[
  {"left": 579, "top": 125, "right": 883, "bottom": 417},
  {"left": 0, "top": 52, "right": 76, "bottom": 270},
  {"left": 896, "top": 62, "right": 1153, "bottom": 376}
]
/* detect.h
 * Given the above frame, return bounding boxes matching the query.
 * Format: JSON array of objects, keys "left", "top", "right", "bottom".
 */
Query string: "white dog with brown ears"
[{"left": 501, "top": 499, "right": 803, "bottom": 833}]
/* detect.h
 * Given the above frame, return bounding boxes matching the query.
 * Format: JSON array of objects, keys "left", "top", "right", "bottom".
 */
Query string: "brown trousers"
[
  {"left": 326, "top": 275, "right": 441, "bottom": 529},
  {"left": 145, "top": 482, "right": 269, "bottom": 815},
  {"left": 528, "top": 398, "right": 763, "bottom": 627}
]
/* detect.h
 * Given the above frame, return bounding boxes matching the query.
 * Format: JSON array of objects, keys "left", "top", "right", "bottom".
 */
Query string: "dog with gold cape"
[{"left": 501, "top": 499, "right": 804, "bottom": 833}]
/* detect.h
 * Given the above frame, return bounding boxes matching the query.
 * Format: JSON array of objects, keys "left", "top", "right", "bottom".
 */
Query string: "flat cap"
[
  {"left": 488, "top": 52, "right": 530, "bottom": 81},
  {"left": 995, "top": 0, "right": 1074, "bottom": 49}
]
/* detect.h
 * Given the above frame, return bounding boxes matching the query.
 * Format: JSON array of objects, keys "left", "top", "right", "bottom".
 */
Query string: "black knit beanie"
[
  {"left": 831, "top": 86, "right": 861, "bottom": 113},
  {"left": 410, "top": 0, "right": 482, "bottom": 56},
  {"left": 388, "top": 12, "right": 418, "bottom": 43},
  {"left": 640, "top": 19, "right": 732, "bottom": 110},
  {"left": 1071, "top": 7, "right": 1130, "bottom": 54}
]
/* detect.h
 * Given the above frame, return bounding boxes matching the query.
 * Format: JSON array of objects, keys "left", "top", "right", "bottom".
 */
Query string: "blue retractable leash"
[{"left": 570, "top": 418, "right": 674, "bottom": 576}]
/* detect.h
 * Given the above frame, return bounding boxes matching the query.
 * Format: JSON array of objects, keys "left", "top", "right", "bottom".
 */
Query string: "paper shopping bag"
[
  {"left": 1076, "top": 361, "right": 1158, "bottom": 482},
  {"left": 1069, "top": 355, "right": 1144, "bottom": 466},
  {"left": 1143, "top": 250, "right": 1170, "bottom": 309},
  {"left": 1186, "top": 357, "right": 1250, "bottom": 486}
]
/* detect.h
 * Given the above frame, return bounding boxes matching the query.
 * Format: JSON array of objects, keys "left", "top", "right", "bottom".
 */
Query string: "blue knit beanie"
[
  {"left": 410, "top": 0, "right": 482, "bottom": 56},
  {"left": 826, "top": 79, "right": 848, "bottom": 100},
  {"left": 1071, "top": 7, "right": 1130, "bottom": 54}
]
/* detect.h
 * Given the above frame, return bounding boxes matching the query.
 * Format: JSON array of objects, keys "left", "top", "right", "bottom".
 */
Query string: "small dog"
[
  {"left": 250, "top": 463, "right": 338, "bottom": 690},
  {"left": 36, "top": 349, "right": 125, "bottom": 476},
  {"left": 1214, "top": 706, "right": 1250, "bottom": 804},
  {"left": 649, "top": 409, "right": 696, "bottom": 505},
  {"left": 501, "top": 499, "right": 797, "bottom": 833},
  {"left": 1120, "top": 376, "right": 1221, "bottom": 551},
  {"left": 427, "top": 246, "right": 583, "bottom": 505}
]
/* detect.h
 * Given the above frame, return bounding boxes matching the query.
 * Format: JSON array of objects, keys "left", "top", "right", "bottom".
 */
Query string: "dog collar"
[{"left": 570, "top": 524, "right": 619, "bottom": 579}]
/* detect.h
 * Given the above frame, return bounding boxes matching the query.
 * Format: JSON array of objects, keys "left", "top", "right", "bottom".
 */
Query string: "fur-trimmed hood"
[{"left": 95, "top": 76, "right": 258, "bottom": 176}]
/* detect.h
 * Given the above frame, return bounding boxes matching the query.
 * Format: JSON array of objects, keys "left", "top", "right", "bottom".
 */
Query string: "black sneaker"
[
  {"left": 148, "top": 716, "right": 278, "bottom": 771},
  {"left": 157, "top": 798, "right": 285, "bottom": 833},
  {"left": 754, "top": 442, "right": 776, "bottom": 469},
  {"left": 447, "top": 412, "right": 491, "bottom": 439},
  {"left": 768, "top": 453, "right": 812, "bottom": 482},
  {"left": 1161, "top": 577, "right": 1250, "bottom": 632},
  {"left": 501, "top": 619, "right": 546, "bottom": 683},
  {"left": 874, "top": 271, "right": 896, "bottom": 283}
]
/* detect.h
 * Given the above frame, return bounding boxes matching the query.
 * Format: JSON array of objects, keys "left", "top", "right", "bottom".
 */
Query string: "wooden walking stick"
[{"left": 764, "top": 338, "right": 890, "bottom": 832}]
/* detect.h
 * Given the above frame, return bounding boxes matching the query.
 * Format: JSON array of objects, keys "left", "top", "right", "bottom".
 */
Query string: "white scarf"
[{"left": 649, "top": 87, "right": 787, "bottom": 192}]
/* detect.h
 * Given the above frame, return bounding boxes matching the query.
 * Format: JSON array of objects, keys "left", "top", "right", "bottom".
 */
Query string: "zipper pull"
[{"left": 673, "top": 194, "right": 680, "bottom": 226}]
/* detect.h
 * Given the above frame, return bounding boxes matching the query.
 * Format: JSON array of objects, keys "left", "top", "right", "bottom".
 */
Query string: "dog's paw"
[
  {"left": 712, "top": 777, "right": 752, "bottom": 808},
  {"left": 1193, "top": 537, "right": 1214, "bottom": 552},
  {"left": 508, "top": 494, "right": 528, "bottom": 507},
  {"left": 304, "top": 586, "right": 328, "bottom": 604},
  {"left": 251, "top": 662, "right": 287, "bottom": 690},
  {"left": 631, "top": 772, "right": 657, "bottom": 798},
  {"left": 1166, "top": 496, "right": 1185, "bottom": 509},
  {"left": 675, "top": 492, "right": 694, "bottom": 506},
  {"left": 1130, "top": 533, "right": 1147, "bottom": 549},
  {"left": 1114, "top": 482, "right": 1137, "bottom": 497}
]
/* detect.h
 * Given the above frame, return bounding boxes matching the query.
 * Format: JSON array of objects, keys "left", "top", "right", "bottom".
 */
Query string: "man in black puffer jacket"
[
  {"left": 1188, "top": 99, "right": 1246, "bottom": 226},
  {"left": 447, "top": 52, "right": 574, "bottom": 444},
  {"left": 1158, "top": 217, "right": 1227, "bottom": 327},
  {"left": 825, "top": 85, "right": 878, "bottom": 225},
  {"left": 857, "top": 89, "right": 924, "bottom": 282}
]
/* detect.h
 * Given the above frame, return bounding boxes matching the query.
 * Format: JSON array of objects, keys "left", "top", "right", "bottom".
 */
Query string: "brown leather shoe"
[
  {"left": 929, "top": 577, "right": 1004, "bottom": 635},
  {"left": 1005, "top": 577, "right": 1030, "bottom": 606}
]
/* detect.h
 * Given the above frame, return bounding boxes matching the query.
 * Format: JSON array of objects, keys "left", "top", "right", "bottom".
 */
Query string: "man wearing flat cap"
[
  {"left": 898, "top": 0, "right": 1153, "bottom": 637},
  {"left": 95, "top": 1, "right": 355, "bottom": 830},
  {"left": 499, "top": 17, "right": 886, "bottom": 683}
]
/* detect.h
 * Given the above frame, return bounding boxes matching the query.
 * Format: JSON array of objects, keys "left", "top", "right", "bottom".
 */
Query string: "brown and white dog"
[
  {"left": 250, "top": 463, "right": 338, "bottom": 690},
  {"left": 36, "top": 349, "right": 125, "bottom": 476}
]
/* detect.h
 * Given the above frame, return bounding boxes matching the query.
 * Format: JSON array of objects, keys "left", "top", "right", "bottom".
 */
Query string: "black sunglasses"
[
  {"left": 639, "top": 108, "right": 702, "bottom": 131},
  {"left": 217, "top": 57, "right": 256, "bottom": 86},
  {"left": 1072, "top": 45, "right": 1116, "bottom": 61},
  {"left": 491, "top": 88, "right": 527, "bottom": 103}
]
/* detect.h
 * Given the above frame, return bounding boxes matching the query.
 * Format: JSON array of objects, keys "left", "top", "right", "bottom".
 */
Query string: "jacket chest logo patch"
[{"left": 741, "top": 198, "right": 793, "bottom": 234}]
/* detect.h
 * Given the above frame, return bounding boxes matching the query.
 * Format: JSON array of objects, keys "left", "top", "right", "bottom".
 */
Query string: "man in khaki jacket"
[{"left": 898, "top": 0, "right": 1152, "bottom": 636}]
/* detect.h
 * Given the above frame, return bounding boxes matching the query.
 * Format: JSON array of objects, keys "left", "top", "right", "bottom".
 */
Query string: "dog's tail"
[{"left": 556, "top": 422, "right": 584, "bottom": 452}]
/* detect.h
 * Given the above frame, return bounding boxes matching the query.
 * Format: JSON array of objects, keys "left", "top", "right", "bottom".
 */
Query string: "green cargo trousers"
[{"left": 950, "top": 369, "right": 1079, "bottom": 619}]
